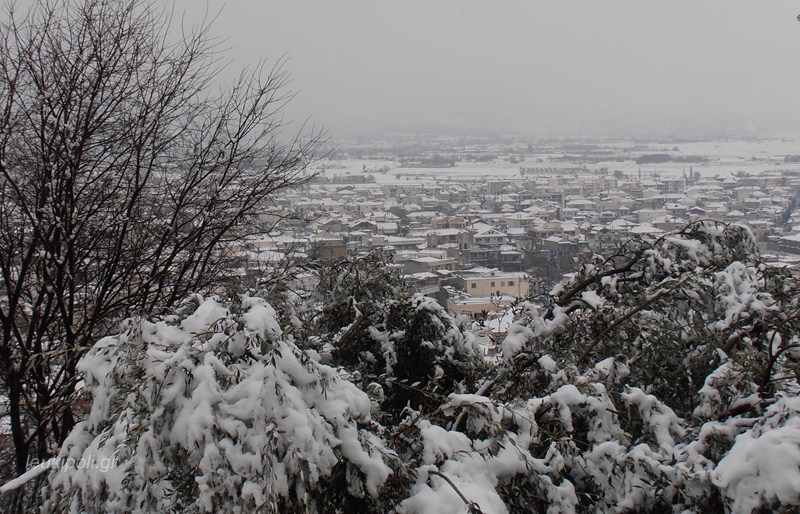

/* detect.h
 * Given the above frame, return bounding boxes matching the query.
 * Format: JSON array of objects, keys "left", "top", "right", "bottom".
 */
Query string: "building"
[{"left": 456, "top": 268, "right": 529, "bottom": 298}]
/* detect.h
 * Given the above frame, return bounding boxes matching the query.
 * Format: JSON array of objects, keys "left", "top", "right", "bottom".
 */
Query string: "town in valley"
[{"left": 244, "top": 134, "right": 800, "bottom": 355}]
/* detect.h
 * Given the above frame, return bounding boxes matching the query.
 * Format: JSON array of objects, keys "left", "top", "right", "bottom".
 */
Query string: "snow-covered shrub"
[
  {"left": 302, "top": 251, "right": 485, "bottom": 423},
  {"left": 507, "top": 222, "right": 793, "bottom": 418},
  {"left": 398, "top": 221, "right": 800, "bottom": 513},
  {"left": 42, "top": 295, "right": 395, "bottom": 513},
  {"left": 33, "top": 222, "right": 800, "bottom": 513}
]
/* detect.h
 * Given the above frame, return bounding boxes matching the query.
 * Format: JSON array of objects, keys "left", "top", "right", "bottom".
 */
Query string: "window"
[
  {"left": 471, "top": 283, "right": 476, "bottom": 289},
  {"left": 500, "top": 281, "right": 506, "bottom": 287},
  {"left": 490, "top": 281, "right": 495, "bottom": 287},
  {"left": 508, "top": 280, "right": 515, "bottom": 286}
]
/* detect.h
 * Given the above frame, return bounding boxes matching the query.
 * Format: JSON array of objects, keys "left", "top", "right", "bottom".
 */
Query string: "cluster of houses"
[{"left": 237, "top": 160, "right": 800, "bottom": 351}]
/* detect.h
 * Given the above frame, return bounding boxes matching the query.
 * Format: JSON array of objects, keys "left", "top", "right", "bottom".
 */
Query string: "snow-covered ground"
[{"left": 320, "top": 137, "right": 800, "bottom": 184}]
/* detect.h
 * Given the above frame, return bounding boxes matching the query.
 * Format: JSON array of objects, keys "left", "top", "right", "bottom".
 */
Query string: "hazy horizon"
[{"left": 180, "top": 1, "right": 800, "bottom": 139}]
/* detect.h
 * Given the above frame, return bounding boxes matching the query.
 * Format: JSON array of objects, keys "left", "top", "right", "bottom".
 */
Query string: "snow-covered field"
[{"left": 321, "top": 138, "right": 800, "bottom": 185}]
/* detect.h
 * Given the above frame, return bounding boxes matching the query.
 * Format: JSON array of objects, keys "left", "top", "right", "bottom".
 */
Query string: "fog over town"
[
  {"left": 192, "top": 1, "right": 800, "bottom": 138},
  {"left": 2, "top": 2, "right": 800, "bottom": 513},
  {"left": 206, "top": 1, "right": 800, "bottom": 318}
]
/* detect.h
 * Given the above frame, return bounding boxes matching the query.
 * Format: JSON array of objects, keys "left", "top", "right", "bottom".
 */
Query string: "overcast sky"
[{"left": 179, "top": 1, "right": 800, "bottom": 138}]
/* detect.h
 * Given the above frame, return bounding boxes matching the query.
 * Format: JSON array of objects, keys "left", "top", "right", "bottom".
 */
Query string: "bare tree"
[{"left": 0, "top": 0, "right": 321, "bottom": 504}]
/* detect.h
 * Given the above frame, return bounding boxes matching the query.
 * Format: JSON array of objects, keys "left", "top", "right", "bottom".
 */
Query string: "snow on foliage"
[
  {"left": 712, "top": 395, "right": 800, "bottom": 512},
  {"left": 298, "top": 251, "right": 485, "bottom": 424},
  {"left": 43, "top": 295, "right": 393, "bottom": 513},
  {"left": 396, "top": 222, "right": 799, "bottom": 513},
  {"left": 34, "top": 224, "right": 800, "bottom": 513}
]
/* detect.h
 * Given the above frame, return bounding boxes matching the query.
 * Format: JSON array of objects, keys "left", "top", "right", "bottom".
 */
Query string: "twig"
[
  {"left": 428, "top": 470, "right": 484, "bottom": 513},
  {"left": 576, "top": 274, "right": 693, "bottom": 365}
]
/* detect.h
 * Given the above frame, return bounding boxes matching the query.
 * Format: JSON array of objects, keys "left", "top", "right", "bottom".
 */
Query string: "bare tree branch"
[{"left": 0, "top": 1, "right": 323, "bottom": 506}]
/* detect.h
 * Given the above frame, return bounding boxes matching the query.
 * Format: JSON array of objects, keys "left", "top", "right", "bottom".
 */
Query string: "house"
[
  {"left": 349, "top": 219, "right": 378, "bottom": 233},
  {"left": 456, "top": 268, "right": 529, "bottom": 298},
  {"left": 636, "top": 209, "right": 668, "bottom": 224},
  {"left": 426, "top": 228, "right": 464, "bottom": 248},
  {"left": 778, "top": 234, "right": 800, "bottom": 255},
  {"left": 472, "top": 228, "right": 507, "bottom": 248},
  {"left": 310, "top": 235, "right": 346, "bottom": 260},
  {"left": 376, "top": 222, "right": 399, "bottom": 235},
  {"left": 403, "top": 256, "right": 459, "bottom": 274}
]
